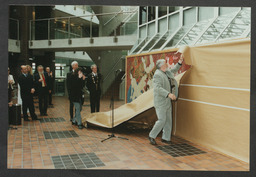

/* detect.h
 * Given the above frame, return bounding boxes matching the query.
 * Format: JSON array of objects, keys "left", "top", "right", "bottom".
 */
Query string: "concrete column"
[{"left": 9, "top": 6, "right": 33, "bottom": 79}]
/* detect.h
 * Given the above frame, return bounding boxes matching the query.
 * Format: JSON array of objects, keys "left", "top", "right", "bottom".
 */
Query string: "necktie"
[{"left": 41, "top": 73, "right": 47, "bottom": 87}]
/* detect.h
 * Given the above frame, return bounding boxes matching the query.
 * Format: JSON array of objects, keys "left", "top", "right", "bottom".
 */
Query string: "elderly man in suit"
[
  {"left": 149, "top": 56, "right": 183, "bottom": 145},
  {"left": 46, "top": 67, "right": 54, "bottom": 107},
  {"left": 34, "top": 65, "right": 50, "bottom": 116},
  {"left": 18, "top": 65, "right": 38, "bottom": 121},
  {"left": 86, "top": 64, "right": 102, "bottom": 113},
  {"left": 67, "top": 61, "right": 79, "bottom": 121}
]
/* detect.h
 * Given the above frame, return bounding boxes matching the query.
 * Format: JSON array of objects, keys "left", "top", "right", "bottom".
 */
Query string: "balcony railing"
[{"left": 30, "top": 10, "right": 138, "bottom": 41}]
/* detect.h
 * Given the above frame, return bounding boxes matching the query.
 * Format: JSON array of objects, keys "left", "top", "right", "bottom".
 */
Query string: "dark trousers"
[
  {"left": 39, "top": 91, "right": 48, "bottom": 114},
  {"left": 49, "top": 92, "right": 53, "bottom": 105},
  {"left": 22, "top": 95, "right": 37, "bottom": 119},
  {"left": 69, "top": 99, "right": 74, "bottom": 119},
  {"left": 90, "top": 95, "right": 100, "bottom": 113}
]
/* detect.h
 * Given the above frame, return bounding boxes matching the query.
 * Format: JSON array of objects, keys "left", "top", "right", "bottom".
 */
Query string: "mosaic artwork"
[{"left": 126, "top": 51, "right": 191, "bottom": 103}]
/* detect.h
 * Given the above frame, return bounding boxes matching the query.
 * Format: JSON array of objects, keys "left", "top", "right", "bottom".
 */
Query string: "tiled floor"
[{"left": 7, "top": 96, "right": 249, "bottom": 170}]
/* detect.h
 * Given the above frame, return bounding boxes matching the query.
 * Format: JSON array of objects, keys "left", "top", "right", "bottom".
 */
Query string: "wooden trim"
[
  {"left": 127, "top": 47, "right": 178, "bottom": 58},
  {"left": 125, "top": 55, "right": 128, "bottom": 103}
]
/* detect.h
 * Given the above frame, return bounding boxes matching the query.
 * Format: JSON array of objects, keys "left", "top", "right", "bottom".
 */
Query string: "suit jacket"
[
  {"left": 153, "top": 63, "right": 181, "bottom": 110},
  {"left": 18, "top": 73, "right": 35, "bottom": 99},
  {"left": 66, "top": 71, "right": 73, "bottom": 97},
  {"left": 69, "top": 73, "right": 85, "bottom": 102},
  {"left": 86, "top": 73, "right": 102, "bottom": 97},
  {"left": 46, "top": 73, "right": 54, "bottom": 91},
  {"left": 34, "top": 72, "right": 50, "bottom": 94}
]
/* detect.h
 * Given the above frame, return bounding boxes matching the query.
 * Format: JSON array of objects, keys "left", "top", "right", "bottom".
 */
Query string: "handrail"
[
  {"left": 104, "top": 9, "right": 123, "bottom": 26},
  {"left": 103, "top": 56, "right": 125, "bottom": 82},
  {"left": 54, "top": 28, "right": 81, "bottom": 37},
  {"left": 121, "top": 73, "right": 126, "bottom": 81},
  {"left": 30, "top": 10, "right": 138, "bottom": 22},
  {"left": 122, "top": 9, "right": 138, "bottom": 24}
]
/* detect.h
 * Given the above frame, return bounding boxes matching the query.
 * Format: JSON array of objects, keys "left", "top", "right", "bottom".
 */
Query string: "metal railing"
[
  {"left": 104, "top": 9, "right": 123, "bottom": 26},
  {"left": 29, "top": 10, "right": 138, "bottom": 41},
  {"left": 129, "top": 7, "right": 250, "bottom": 54},
  {"left": 103, "top": 56, "right": 125, "bottom": 82}
]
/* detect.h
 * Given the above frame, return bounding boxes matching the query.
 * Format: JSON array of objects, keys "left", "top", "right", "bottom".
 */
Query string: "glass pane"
[
  {"left": 158, "top": 17, "right": 168, "bottom": 34},
  {"left": 148, "top": 22, "right": 156, "bottom": 37},
  {"left": 158, "top": 6, "right": 167, "bottom": 17},
  {"left": 9, "top": 19, "right": 18, "bottom": 40},
  {"left": 169, "top": 6, "right": 180, "bottom": 13},
  {"left": 177, "top": 19, "right": 212, "bottom": 47},
  {"left": 70, "top": 18, "right": 83, "bottom": 38},
  {"left": 148, "top": 6, "right": 156, "bottom": 22},
  {"left": 139, "top": 25, "right": 147, "bottom": 38},
  {"left": 55, "top": 70, "right": 61, "bottom": 77},
  {"left": 132, "top": 37, "right": 150, "bottom": 54},
  {"left": 198, "top": 7, "right": 214, "bottom": 21},
  {"left": 218, "top": 8, "right": 251, "bottom": 40},
  {"left": 61, "top": 69, "right": 65, "bottom": 77},
  {"left": 33, "top": 20, "right": 49, "bottom": 40},
  {"left": 183, "top": 7, "right": 197, "bottom": 26},
  {"left": 139, "top": 6, "right": 147, "bottom": 25},
  {"left": 142, "top": 33, "right": 162, "bottom": 52},
  {"left": 219, "top": 7, "right": 240, "bottom": 15},
  {"left": 120, "top": 11, "right": 138, "bottom": 36},
  {"left": 168, "top": 13, "right": 179, "bottom": 33},
  {"left": 196, "top": 12, "right": 237, "bottom": 44},
  {"left": 129, "top": 37, "right": 145, "bottom": 54},
  {"left": 52, "top": 18, "right": 69, "bottom": 39},
  {"left": 151, "top": 30, "right": 173, "bottom": 51},
  {"left": 164, "top": 24, "right": 194, "bottom": 49}
]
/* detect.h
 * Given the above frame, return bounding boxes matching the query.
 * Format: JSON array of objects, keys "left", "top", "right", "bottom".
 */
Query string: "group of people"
[
  {"left": 17, "top": 65, "right": 54, "bottom": 121},
  {"left": 9, "top": 54, "right": 183, "bottom": 143},
  {"left": 66, "top": 61, "right": 102, "bottom": 129},
  {"left": 8, "top": 61, "right": 102, "bottom": 129}
]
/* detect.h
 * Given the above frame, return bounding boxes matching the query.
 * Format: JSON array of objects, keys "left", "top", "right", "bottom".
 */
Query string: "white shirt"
[{"left": 8, "top": 74, "right": 15, "bottom": 89}]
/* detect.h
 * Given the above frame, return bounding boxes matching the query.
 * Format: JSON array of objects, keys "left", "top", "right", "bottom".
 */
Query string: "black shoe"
[
  {"left": 24, "top": 118, "right": 30, "bottom": 121},
  {"left": 149, "top": 137, "right": 157, "bottom": 145},
  {"left": 72, "top": 122, "right": 77, "bottom": 125},
  {"left": 161, "top": 139, "right": 172, "bottom": 144},
  {"left": 32, "top": 117, "right": 39, "bottom": 120},
  {"left": 44, "top": 113, "right": 48, "bottom": 116},
  {"left": 78, "top": 125, "right": 83, "bottom": 129},
  {"left": 40, "top": 113, "right": 44, "bottom": 116}
]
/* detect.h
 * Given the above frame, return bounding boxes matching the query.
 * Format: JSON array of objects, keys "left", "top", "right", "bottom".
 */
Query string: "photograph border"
[{"left": 1, "top": 0, "right": 255, "bottom": 177}]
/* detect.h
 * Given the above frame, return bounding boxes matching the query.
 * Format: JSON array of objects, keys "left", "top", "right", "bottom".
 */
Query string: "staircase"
[{"left": 102, "top": 71, "right": 125, "bottom": 100}]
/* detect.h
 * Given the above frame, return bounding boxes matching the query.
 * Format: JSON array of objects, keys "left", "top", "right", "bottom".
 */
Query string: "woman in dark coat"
[{"left": 69, "top": 67, "right": 86, "bottom": 129}]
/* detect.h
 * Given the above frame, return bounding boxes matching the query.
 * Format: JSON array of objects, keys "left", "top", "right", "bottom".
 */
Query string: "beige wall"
[{"left": 175, "top": 39, "right": 250, "bottom": 162}]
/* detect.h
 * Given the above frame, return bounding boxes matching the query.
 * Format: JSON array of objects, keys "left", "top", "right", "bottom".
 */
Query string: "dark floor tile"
[
  {"left": 157, "top": 143, "right": 206, "bottom": 157},
  {"left": 43, "top": 131, "right": 79, "bottom": 139}
]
